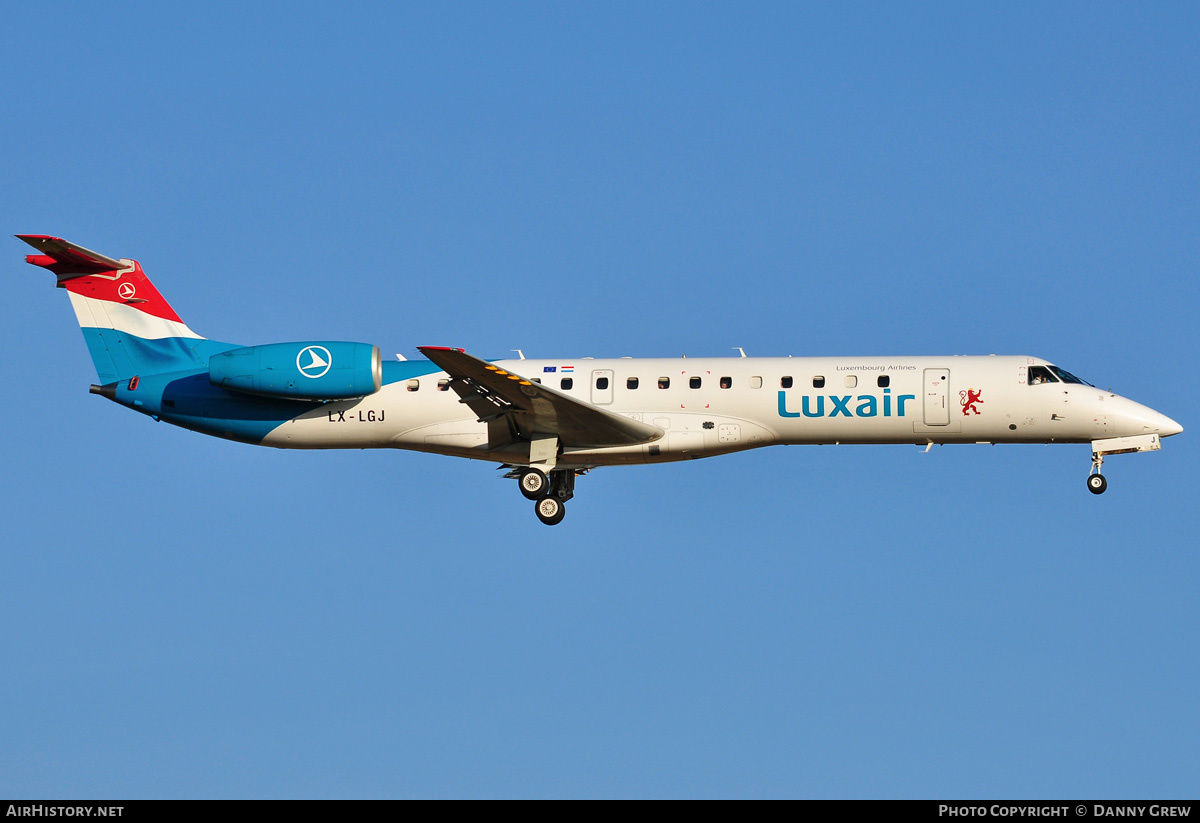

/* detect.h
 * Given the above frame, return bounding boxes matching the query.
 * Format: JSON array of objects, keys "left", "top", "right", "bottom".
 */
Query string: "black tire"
[
  {"left": 535, "top": 496, "right": 566, "bottom": 525},
  {"left": 519, "top": 468, "right": 549, "bottom": 500},
  {"left": 1087, "top": 473, "right": 1107, "bottom": 495}
]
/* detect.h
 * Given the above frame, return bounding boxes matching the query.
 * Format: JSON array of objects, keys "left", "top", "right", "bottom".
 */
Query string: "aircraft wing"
[{"left": 418, "top": 346, "right": 664, "bottom": 449}]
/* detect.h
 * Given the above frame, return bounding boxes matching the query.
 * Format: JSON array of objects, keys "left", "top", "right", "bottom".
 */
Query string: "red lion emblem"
[{"left": 960, "top": 388, "right": 984, "bottom": 416}]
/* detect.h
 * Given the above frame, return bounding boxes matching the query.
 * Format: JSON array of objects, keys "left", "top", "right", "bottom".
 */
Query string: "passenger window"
[
  {"left": 877, "top": 375, "right": 889, "bottom": 388},
  {"left": 407, "top": 379, "right": 420, "bottom": 392},
  {"left": 750, "top": 376, "right": 762, "bottom": 389},
  {"left": 596, "top": 376, "right": 609, "bottom": 390},
  {"left": 719, "top": 376, "right": 732, "bottom": 389},
  {"left": 780, "top": 376, "right": 793, "bottom": 389},
  {"left": 561, "top": 377, "right": 573, "bottom": 390},
  {"left": 1028, "top": 366, "right": 1058, "bottom": 385},
  {"left": 532, "top": 378, "right": 541, "bottom": 384},
  {"left": 689, "top": 376, "right": 702, "bottom": 389},
  {"left": 437, "top": 379, "right": 449, "bottom": 391},
  {"left": 813, "top": 376, "right": 825, "bottom": 388},
  {"left": 844, "top": 375, "right": 857, "bottom": 388},
  {"left": 627, "top": 377, "right": 639, "bottom": 389},
  {"left": 658, "top": 377, "right": 670, "bottom": 389}
]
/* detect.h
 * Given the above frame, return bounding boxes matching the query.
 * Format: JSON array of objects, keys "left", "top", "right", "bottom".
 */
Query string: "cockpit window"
[
  {"left": 1049, "top": 366, "right": 1093, "bottom": 386},
  {"left": 1028, "top": 366, "right": 1058, "bottom": 385}
]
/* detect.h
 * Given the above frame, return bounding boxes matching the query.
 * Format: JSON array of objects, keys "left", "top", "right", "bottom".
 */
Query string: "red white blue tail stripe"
[{"left": 19, "top": 235, "right": 211, "bottom": 382}]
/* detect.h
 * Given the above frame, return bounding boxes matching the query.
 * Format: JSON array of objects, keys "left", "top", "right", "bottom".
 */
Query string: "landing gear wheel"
[
  {"left": 1087, "top": 473, "right": 1107, "bottom": 495},
  {"left": 535, "top": 496, "right": 566, "bottom": 526},
  {"left": 519, "top": 468, "right": 549, "bottom": 500}
]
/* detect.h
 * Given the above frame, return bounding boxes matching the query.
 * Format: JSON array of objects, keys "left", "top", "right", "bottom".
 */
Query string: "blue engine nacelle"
[{"left": 208, "top": 342, "right": 383, "bottom": 401}]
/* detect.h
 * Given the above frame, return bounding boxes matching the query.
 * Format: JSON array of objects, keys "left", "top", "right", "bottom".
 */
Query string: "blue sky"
[{"left": 2, "top": 1, "right": 1197, "bottom": 798}]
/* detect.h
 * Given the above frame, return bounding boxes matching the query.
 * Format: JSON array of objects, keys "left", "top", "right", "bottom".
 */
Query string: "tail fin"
[{"left": 19, "top": 235, "right": 207, "bottom": 383}]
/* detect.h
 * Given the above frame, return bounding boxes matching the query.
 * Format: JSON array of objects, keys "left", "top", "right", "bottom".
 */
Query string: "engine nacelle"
[{"left": 209, "top": 342, "right": 382, "bottom": 401}]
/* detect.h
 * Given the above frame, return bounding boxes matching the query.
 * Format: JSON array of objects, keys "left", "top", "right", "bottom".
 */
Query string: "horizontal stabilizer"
[{"left": 17, "top": 234, "right": 127, "bottom": 277}]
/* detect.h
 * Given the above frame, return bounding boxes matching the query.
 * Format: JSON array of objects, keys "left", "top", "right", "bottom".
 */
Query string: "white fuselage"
[{"left": 260, "top": 355, "right": 1179, "bottom": 469}]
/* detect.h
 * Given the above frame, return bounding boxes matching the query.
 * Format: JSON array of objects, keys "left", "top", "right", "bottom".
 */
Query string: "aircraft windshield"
[{"left": 1048, "top": 366, "right": 1093, "bottom": 386}]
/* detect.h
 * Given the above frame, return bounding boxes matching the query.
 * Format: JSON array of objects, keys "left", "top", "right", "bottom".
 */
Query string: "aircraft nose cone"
[{"left": 1158, "top": 413, "right": 1183, "bottom": 437}]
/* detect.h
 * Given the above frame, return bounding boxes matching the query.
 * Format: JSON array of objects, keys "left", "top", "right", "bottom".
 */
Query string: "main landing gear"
[
  {"left": 518, "top": 467, "right": 549, "bottom": 500},
  {"left": 516, "top": 467, "right": 577, "bottom": 525},
  {"left": 535, "top": 495, "right": 567, "bottom": 526}
]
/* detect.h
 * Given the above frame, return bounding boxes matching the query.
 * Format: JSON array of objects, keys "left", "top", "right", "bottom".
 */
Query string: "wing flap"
[{"left": 418, "top": 346, "right": 664, "bottom": 449}]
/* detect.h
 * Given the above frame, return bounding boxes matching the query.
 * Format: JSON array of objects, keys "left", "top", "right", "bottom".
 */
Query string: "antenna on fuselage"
[
  {"left": 733, "top": 347, "right": 746, "bottom": 358},
  {"left": 512, "top": 349, "right": 526, "bottom": 360}
]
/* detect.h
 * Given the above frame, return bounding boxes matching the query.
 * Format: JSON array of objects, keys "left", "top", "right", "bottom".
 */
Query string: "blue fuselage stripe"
[{"left": 94, "top": 332, "right": 442, "bottom": 444}]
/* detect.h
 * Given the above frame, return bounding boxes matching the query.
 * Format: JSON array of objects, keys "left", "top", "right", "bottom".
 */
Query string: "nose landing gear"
[
  {"left": 1086, "top": 433, "right": 1166, "bottom": 496},
  {"left": 1087, "top": 452, "right": 1107, "bottom": 494}
]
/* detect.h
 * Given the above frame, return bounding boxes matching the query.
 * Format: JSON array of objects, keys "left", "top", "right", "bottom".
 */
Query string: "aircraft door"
[
  {"left": 591, "top": 369, "right": 614, "bottom": 405},
  {"left": 923, "top": 368, "right": 950, "bottom": 426}
]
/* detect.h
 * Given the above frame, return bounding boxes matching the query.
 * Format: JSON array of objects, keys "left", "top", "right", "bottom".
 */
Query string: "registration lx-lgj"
[{"left": 21, "top": 235, "right": 1183, "bottom": 525}]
